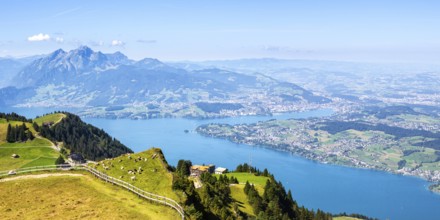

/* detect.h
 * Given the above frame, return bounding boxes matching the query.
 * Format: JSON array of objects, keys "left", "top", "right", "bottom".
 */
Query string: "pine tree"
[
  {"left": 26, "top": 130, "right": 34, "bottom": 141},
  {"left": 263, "top": 168, "right": 269, "bottom": 177},
  {"left": 14, "top": 125, "right": 19, "bottom": 141},
  {"left": 244, "top": 181, "right": 251, "bottom": 195},
  {"left": 6, "top": 124, "right": 13, "bottom": 142},
  {"left": 32, "top": 122, "right": 40, "bottom": 132},
  {"left": 19, "top": 123, "right": 26, "bottom": 142}
]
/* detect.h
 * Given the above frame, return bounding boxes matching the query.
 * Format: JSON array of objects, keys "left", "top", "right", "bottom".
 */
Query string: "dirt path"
[{"left": 0, "top": 173, "right": 84, "bottom": 182}]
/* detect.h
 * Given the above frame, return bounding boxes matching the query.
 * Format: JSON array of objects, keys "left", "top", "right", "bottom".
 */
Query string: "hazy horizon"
[{"left": 1, "top": 0, "right": 439, "bottom": 64}]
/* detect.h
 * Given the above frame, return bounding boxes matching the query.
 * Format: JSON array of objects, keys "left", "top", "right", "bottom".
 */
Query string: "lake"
[{"left": 3, "top": 107, "right": 440, "bottom": 220}]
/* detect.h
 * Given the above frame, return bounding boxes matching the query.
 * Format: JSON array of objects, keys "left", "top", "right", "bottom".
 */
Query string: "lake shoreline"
[{"left": 196, "top": 127, "right": 440, "bottom": 193}]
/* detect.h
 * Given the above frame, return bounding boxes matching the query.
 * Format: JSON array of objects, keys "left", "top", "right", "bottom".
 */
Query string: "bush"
[{"left": 55, "top": 155, "right": 65, "bottom": 165}]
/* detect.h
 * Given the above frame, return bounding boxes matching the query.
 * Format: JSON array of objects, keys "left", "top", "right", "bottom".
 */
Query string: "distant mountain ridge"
[
  {"left": 13, "top": 46, "right": 132, "bottom": 88},
  {"left": 0, "top": 55, "right": 44, "bottom": 88},
  {"left": 0, "top": 46, "right": 330, "bottom": 119}
]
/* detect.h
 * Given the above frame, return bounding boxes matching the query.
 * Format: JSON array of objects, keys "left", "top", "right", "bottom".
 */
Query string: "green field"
[
  {"left": 33, "top": 113, "right": 66, "bottom": 126},
  {"left": 0, "top": 115, "right": 63, "bottom": 171},
  {"left": 229, "top": 184, "right": 255, "bottom": 217},
  {"left": 215, "top": 172, "right": 269, "bottom": 217},
  {"left": 92, "top": 148, "right": 183, "bottom": 202},
  {"left": 0, "top": 173, "right": 179, "bottom": 220},
  {"left": 0, "top": 147, "right": 58, "bottom": 170},
  {"left": 223, "top": 172, "right": 269, "bottom": 187}
]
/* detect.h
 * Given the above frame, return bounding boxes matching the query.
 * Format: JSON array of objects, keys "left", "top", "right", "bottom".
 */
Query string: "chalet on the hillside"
[
  {"left": 190, "top": 164, "right": 215, "bottom": 177},
  {"left": 68, "top": 153, "right": 86, "bottom": 164},
  {"left": 215, "top": 167, "right": 228, "bottom": 174}
]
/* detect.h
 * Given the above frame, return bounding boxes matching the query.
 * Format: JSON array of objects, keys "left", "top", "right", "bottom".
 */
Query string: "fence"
[{"left": 0, "top": 164, "right": 185, "bottom": 220}]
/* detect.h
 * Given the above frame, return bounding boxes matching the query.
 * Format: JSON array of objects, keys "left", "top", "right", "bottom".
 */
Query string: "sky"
[{"left": 0, "top": 0, "right": 439, "bottom": 63}]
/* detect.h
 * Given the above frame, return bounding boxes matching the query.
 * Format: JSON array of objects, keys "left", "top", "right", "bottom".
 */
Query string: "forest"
[{"left": 38, "top": 112, "right": 133, "bottom": 160}]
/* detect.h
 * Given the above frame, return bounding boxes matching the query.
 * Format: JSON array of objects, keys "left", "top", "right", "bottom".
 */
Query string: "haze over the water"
[{"left": 0, "top": 0, "right": 439, "bottom": 64}]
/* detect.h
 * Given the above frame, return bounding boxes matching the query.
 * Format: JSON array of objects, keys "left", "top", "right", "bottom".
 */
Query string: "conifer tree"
[{"left": 6, "top": 124, "right": 13, "bottom": 142}]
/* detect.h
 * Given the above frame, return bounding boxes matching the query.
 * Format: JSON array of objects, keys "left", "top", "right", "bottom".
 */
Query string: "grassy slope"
[
  {"left": 0, "top": 147, "right": 58, "bottom": 170},
  {"left": 216, "top": 172, "right": 269, "bottom": 217},
  {"left": 33, "top": 113, "right": 66, "bottom": 126},
  {"left": 230, "top": 184, "right": 254, "bottom": 217},
  {"left": 0, "top": 173, "right": 179, "bottom": 220},
  {"left": 92, "top": 148, "right": 183, "bottom": 202},
  {"left": 0, "top": 115, "right": 65, "bottom": 170}
]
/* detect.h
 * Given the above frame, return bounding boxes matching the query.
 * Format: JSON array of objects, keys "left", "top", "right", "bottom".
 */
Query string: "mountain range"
[{"left": 0, "top": 46, "right": 330, "bottom": 119}]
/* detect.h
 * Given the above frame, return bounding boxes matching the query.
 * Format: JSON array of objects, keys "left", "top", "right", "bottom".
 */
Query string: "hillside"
[
  {"left": 0, "top": 115, "right": 59, "bottom": 170},
  {"left": 91, "top": 148, "right": 181, "bottom": 202},
  {"left": 217, "top": 172, "right": 268, "bottom": 217},
  {"left": 0, "top": 112, "right": 133, "bottom": 170},
  {"left": 39, "top": 112, "right": 133, "bottom": 161},
  {"left": 0, "top": 174, "right": 179, "bottom": 220}
]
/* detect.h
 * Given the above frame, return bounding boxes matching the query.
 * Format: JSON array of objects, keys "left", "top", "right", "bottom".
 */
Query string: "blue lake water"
[{"left": 2, "top": 107, "right": 440, "bottom": 220}]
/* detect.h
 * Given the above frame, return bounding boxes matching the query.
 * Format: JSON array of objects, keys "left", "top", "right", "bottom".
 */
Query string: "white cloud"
[
  {"left": 55, "top": 37, "right": 64, "bottom": 43},
  {"left": 111, "top": 40, "right": 125, "bottom": 46},
  {"left": 27, "top": 33, "right": 51, "bottom": 42}
]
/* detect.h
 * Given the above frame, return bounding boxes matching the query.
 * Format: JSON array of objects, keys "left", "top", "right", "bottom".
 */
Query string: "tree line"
[
  {"left": 0, "top": 112, "right": 32, "bottom": 123},
  {"left": 6, "top": 123, "right": 34, "bottom": 143}
]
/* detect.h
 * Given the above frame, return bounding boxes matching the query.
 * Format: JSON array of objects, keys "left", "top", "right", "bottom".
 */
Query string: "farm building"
[
  {"left": 215, "top": 167, "right": 228, "bottom": 174},
  {"left": 190, "top": 164, "right": 215, "bottom": 177}
]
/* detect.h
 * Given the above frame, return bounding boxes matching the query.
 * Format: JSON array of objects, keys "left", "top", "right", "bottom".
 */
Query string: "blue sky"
[{"left": 0, "top": 0, "right": 439, "bottom": 63}]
